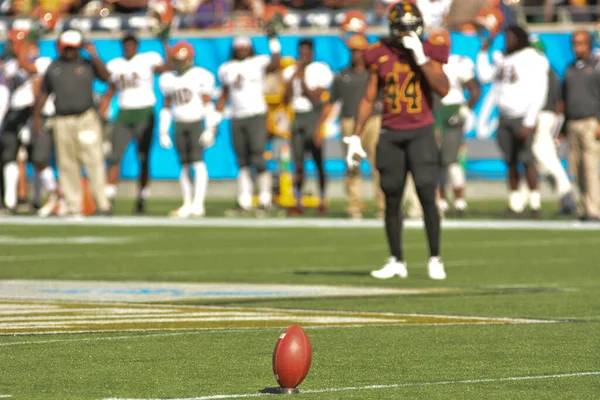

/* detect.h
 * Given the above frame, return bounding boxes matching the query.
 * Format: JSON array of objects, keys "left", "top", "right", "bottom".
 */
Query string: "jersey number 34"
[{"left": 385, "top": 63, "right": 422, "bottom": 114}]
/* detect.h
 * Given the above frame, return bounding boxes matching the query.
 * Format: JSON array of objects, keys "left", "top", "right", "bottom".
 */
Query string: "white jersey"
[
  {"left": 282, "top": 62, "right": 334, "bottom": 113},
  {"left": 477, "top": 47, "right": 549, "bottom": 127},
  {"left": 441, "top": 55, "right": 475, "bottom": 106},
  {"left": 159, "top": 66, "right": 215, "bottom": 123},
  {"left": 218, "top": 55, "right": 270, "bottom": 119},
  {"left": 4, "top": 57, "right": 54, "bottom": 112},
  {"left": 107, "top": 52, "right": 163, "bottom": 110},
  {"left": 417, "top": 0, "right": 452, "bottom": 29}
]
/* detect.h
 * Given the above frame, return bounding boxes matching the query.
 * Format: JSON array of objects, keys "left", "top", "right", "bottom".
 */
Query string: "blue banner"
[{"left": 2, "top": 32, "right": 579, "bottom": 180}]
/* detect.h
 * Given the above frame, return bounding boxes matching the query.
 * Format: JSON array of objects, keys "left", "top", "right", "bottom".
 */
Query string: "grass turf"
[{"left": 0, "top": 219, "right": 599, "bottom": 399}]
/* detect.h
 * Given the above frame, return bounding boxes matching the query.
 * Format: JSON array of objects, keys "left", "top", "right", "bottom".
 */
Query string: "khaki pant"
[
  {"left": 53, "top": 109, "right": 110, "bottom": 214},
  {"left": 341, "top": 115, "right": 384, "bottom": 214},
  {"left": 567, "top": 117, "right": 600, "bottom": 218}
]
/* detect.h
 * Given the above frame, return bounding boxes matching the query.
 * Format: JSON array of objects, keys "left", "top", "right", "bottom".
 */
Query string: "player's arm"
[
  {"left": 420, "top": 61, "right": 449, "bottom": 98},
  {"left": 476, "top": 50, "right": 501, "bottom": 84},
  {"left": 465, "top": 79, "right": 481, "bottom": 109},
  {"left": 314, "top": 75, "right": 340, "bottom": 147},
  {"left": 32, "top": 72, "right": 51, "bottom": 136},
  {"left": 265, "top": 37, "right": 282, "bottom": 73},
  {"left": 154, "top": 39, "right": 173, "bottom": 74},
  {"left": 216, "top": 85, "right": 229, "bottom": 112},
  {"left": 83, "top": 42, "right": 110, "bottom": 82},
  {"left": 351, "top": 70, "right": 378, "bottom": 137},
  {"left": 98, "top": 83, "right": 116, "bottom": 120},
  {"left": 17, "top": 40, "right": 38, "bottom": 75}
]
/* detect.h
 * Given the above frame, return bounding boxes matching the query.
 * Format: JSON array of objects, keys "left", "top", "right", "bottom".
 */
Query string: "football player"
[
  {"left": 217, "top": 33, "right": 281, "bottom": 216},
  {"left": 477, "top": 26, "right": 548, "bottom": 217},
  {"left": 100, "top": 31, "right": 172, "bottom": 215},
  {"left": 16, "top": 38, "right": 65, "bottom": 217},
  {"left": 435, "top": 30, "right": 481, "bottom": 217},
  {"left": 0, "top": 29, "right": 47, "bottom": 214},
  {"left": 345, "top": 1, "right": 450, "bottom": 280},
  {"left": 158, "top": 41, "right": 222, "bottom": 218},
  {"left": 283, "top": 39, "right": 334, "bottom": 215}
]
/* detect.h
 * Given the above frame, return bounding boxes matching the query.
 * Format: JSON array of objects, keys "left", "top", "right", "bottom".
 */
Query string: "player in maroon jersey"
[{"left": 345, "top": 1, "right": 449, "bottom": 280}]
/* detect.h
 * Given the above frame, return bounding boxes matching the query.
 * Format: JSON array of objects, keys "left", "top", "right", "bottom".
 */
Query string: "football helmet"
[
  {"left": 171, "top": 41, "right": 194, "bottom": 72},
  {"left": 388, "top": 1, "right": 424, "bottom": 41},
  {"left": 147, "top": 0, "right": 175, "bottom": 37},
  {"left": 341, "top": 10, "right": 367, "bottom": 35},
  {"left": 7, "top": 29, "right": 29, "bottom": 55},
  {"left": 474, "top": 6, "right": 505, "bottom": 39},
  {"left": 39, "top": 10, "right": 60, "bottom": 31}
]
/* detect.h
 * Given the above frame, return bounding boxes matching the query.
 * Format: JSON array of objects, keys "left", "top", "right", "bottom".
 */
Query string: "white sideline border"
[
  {"left": 104, "top": 371, "right": 600, "bottom": 400},
  {"left": 3, "top": 216, "right": 600, "bottom": 230}
]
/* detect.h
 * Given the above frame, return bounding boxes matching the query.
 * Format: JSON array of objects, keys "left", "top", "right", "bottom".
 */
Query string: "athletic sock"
[
  {"left": 105, "top": 184, "right": 117, "bottom": 200},
  {"left": 454, "top": 198, "right": 467, "bottom": 211},
  {"left": 237, "top": 167, "right": 253, "bottom": 210},
  {"left": 179, "top": 165, "right": 193, "bottom": 206},
  {"left": 257, "top": 171, "right": 272, "bottom": 208},
  {"left": 192, "top": 162, "right": 208, "bottom": 212},
  {"left": 3, "top": 162, "right": 19, "bottom": 209},
  {"left": 384, "top": 194, "right": 403, "bottom": 260},
  {"left": 41, "top": 166, "right": 57, "bottom": 194},
  {"left": 138, "top": 187, "right": 150, "bottom": 200},
  {"left": 529, "top": 190, "right": 541, "bottom": 210},
  {"left": 509, "top": 191, "right": 525, "bottom": 213}
]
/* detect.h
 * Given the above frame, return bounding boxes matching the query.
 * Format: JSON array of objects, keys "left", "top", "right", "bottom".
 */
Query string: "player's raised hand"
[
  {"left": 401, "top": 32, "right": 429, "bottom": 66},
  {"left": 344, "top": 135, "right": 366, "bottom": 169}
]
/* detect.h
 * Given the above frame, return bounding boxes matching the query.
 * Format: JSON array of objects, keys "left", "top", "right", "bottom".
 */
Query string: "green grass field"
[{"left": 0, "top": 200, "right": 599, "bottom": 399}]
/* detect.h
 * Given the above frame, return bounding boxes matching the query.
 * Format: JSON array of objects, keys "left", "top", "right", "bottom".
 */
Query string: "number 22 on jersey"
[{"left": 384, "top": 62, "right": 422, "bottom": 114}]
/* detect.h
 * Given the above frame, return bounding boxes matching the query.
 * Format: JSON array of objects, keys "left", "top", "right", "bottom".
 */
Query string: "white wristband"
[
  {"left": 269, "top": 38, "right": 281, "bottom": 54},
  {"left": 159, "top": 108, "right": 172, "bottom": 135},
  {"left": 415, "top": 55, "right": 431, "bottom": 67}
]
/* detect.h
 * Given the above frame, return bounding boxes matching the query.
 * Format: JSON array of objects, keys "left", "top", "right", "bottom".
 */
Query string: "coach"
[
  {"left": 562, "top": 30, "right": 600, "bottom": 221},
  {"left": 32, "top": 30, "right": 111, "bottom": 217}
]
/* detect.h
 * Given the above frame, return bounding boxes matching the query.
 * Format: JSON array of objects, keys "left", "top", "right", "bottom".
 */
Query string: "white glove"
[
  {"left": 458, "top": 105, "right": 472, "bottom": 120},
  {"left": 159, "top": 133, "right": 172, "bottom": 149},
  {"left": 18, "top": 125, "right": 31, "bottom": 145},
  {"left": 343, "top": 135, "right": 367, "bottom": 169},
  {"left": 401, "top": 32, "right": 429, "bottom": 66},
  {"left": 200, "top": 129, "right": 215, "bottom": 148}
]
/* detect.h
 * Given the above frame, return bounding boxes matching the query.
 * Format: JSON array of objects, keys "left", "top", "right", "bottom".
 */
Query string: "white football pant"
[{"left": 532, "top": 111, "right": 572, "bottom": 198}]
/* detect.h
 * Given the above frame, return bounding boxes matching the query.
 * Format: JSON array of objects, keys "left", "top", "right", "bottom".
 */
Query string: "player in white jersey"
[
  {"left": 282, "top": 39, "right": 334, "bottom": 216},
  {"left": 436, "top": 32, "right": 481, "bottom": 217},
  {"left": 100, "top": 31, "right": 171, "bottom": 215},
  {"left": 217, "top": 33, "right": 281, "bottom": 215},
  {"left": 477, "top": 25, "right": 548, "bottom": 217},
  {"left": 158, "top": 41, "right": 222, "bottom": 218},
  {"left": 0, "top": 29, "right": 54, "bottom": 214},
  {"left": 15, "top": 38, "right": 65, "bottom": 217}
]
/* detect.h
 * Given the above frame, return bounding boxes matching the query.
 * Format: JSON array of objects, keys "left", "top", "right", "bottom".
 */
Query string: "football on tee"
[{"left": 272, "top": 325, "right": 312, "bottom": 389}]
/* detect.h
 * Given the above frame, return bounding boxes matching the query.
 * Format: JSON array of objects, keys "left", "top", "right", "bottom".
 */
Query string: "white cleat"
[
  {"left": 427, "top": 256, "right": 447, "bottom": 280},
  {"left": 37, "top": 196, "right": 58, "bottom": 217},
  {"left": 191, "top": 208, "right": 205, "bottom": 218},
  {"left": 169, "top": 204, "right": 192, "bottom": 219},
  {"left": 371, "top": 257, "right": 408, "bottom": 279}
]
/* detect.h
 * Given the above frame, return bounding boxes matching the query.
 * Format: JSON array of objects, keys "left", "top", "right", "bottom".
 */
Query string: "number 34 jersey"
[
  {"left": 364, "top": 38, "right": 449, "bottom": 131},
  {"left": 158, "top": 66, "right": 216, "bottom": 123},
  {"left": 107, "top": 52, "right": 164, "bottom": 110}
]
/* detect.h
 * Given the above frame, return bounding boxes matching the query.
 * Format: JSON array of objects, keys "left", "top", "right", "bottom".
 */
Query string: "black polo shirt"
[{"left": 41, "top": 56, "right": 99, "bottom": 116}]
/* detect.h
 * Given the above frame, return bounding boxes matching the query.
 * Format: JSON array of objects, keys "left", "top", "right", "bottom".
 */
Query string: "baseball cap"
[
  {"left": 346, "top": 34, "right": 368, "bottom": 50},
  {"left": 59, "top": 30, "right": 83, "bottom": 48},
  {"left": 233, "top": 36, "right": 252, "bottom": 48}
]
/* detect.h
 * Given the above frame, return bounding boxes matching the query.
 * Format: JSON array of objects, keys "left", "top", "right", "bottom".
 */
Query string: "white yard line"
[
  {"left": 3, "top": 216, "right": 600, "bottom": 230},
  {"left": 0, "top": 395, "right": 11, "bottom": 398},
  {"left": 102, "top": 371, "right": 600, "bottom": 400}
]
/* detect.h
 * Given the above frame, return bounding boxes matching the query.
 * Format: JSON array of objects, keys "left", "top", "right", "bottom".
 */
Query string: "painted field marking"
[
  {"left": 0, "top": 301, "right": 552, "bottom": 335},
  {"left": 0, "top": 236, "right": 132, "bottom": 245},
  {"left": 3, "top": 216, "right": 600, "bottom": 230},
  {"left": 0, "top": 395, "right": 11, "bottom": 398},
  {"left": 103, "top": 371, "right": 600, "bottom": 400}
]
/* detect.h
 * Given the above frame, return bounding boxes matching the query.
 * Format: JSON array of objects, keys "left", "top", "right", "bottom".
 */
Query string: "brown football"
[{"left": 272, "top": 325, "right": 312, "bottom": 389}]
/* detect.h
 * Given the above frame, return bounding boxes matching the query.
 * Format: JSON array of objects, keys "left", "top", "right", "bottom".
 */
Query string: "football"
[{"left": 272, "top": 325, "right": 312, "bottom": 389}]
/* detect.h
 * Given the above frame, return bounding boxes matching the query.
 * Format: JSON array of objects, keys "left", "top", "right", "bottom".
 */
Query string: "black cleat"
[
  {"left": 503, "top": 208, "right": 522, "bottom": 219},
  {"left": 558, "top": 192, "right": 577, "bottom": 217}
]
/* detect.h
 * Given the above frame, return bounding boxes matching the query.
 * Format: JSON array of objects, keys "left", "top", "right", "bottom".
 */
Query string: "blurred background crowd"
[{"left": 1, "top": 0, "right": 599, "bottom": 31}]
